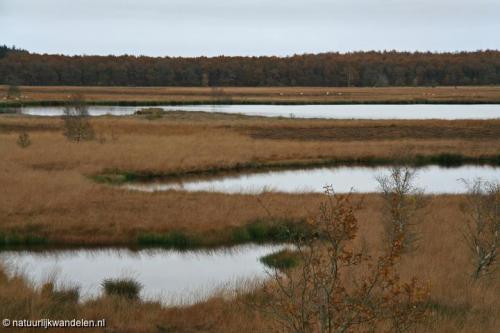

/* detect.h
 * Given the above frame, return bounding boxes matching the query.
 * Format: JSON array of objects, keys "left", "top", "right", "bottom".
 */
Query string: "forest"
[{"left": 0, "top": 46, "right": 499, "bottom": 87}]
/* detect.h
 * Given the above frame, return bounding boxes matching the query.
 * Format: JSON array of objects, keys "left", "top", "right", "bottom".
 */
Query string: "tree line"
[{"left": 1, "top": 46, "right": 499, "bottom": 87}]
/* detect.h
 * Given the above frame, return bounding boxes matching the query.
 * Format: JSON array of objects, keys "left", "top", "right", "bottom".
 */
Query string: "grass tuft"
[
  {"left": 260, "top": 249, "right": 300, "bottom": 270},
  {"left": 135, "top": 107, "right": 165, "bottom": 120},
  {"left": 102, "top": 278, "right": 142, "bottom": 300}
]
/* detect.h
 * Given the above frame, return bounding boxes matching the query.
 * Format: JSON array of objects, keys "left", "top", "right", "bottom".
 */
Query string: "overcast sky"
[{"left": 1, "top": 0, "right": 499, "bottom": 57}]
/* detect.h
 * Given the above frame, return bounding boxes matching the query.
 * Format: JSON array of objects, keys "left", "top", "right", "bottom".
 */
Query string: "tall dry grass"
[
  {"left": 1, "top": 116, "right": 498, "bottom": 173},
  {"left": 0, "top": 113, "right": 499, "bottom": 331},
  {"left": 0, "top": 115, "right": 499, "bottom": 244},
  {"left": 0, "top": 194, "right": 499, "bottom": 332}
]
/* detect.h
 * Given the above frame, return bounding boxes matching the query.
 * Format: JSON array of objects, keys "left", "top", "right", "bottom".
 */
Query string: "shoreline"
[
  {"left": 93, "top": 155, "right": 500, "bottom": 185},
  {"left": 2, "top": 99, "right": 500, "bottom": 108}
]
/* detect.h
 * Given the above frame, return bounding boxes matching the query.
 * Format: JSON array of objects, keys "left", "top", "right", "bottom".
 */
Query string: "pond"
[
  {"left": 123, "top": 165, "right": 500, "bottom": 194},
  {"left": 0, "top": 245, "right": 284, "bottom": 306},
  {"left": 16, "top": 104, "right": 500, "bottom": 119}
]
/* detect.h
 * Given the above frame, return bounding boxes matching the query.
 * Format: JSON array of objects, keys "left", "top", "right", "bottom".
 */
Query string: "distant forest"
[{"left": 1, "top": 46, "right": 499, "bottom": 87}]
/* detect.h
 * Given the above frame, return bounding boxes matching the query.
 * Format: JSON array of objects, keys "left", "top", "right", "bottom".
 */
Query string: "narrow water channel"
[
  {"left": 0, "top": 245, "right": 284, "bottom": 305},
  {"left": 15, "top": 104, "right": 500, "bottom": 119},
  {"left": 123, "top": 165, "right": 500, "bottom": 194}
]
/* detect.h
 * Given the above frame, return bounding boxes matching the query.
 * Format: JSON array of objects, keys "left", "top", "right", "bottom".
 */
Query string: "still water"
[
  {"left": 0, "top": 245, "right": 283, "bottom": 305},
  {"left": 16, "top": 104, "right": 500, "bottom": 119},
  {"left": 124, "top": 165, "right": 500, "bottom": 194}
]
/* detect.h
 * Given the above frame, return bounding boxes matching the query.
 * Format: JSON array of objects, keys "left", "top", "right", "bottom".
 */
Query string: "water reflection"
[
  {"left": 0, "top": 244, "right": 284, "bottom": 305},
  {"left": 124, "top": 165, "right": 500, "bottom": 194},
  {"left": 18, "top": 104, "right": 500, "bottom": 119}
]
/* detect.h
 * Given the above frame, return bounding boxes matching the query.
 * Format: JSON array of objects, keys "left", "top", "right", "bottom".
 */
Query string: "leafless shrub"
[
  {"left": 16, "top": 131, "right": 31, "bottom": 148},
  {"left": 376, "top": 166, "right": 426, "bottom": 252},
  {"left": 461, "top": 179, "right": 500, "bottom": 279},
  {"left": 254, "top": 186, "right": 429, "bottom": 333},
  {"left": 62, "top": 94, "right": 95, "bottom": 142}
]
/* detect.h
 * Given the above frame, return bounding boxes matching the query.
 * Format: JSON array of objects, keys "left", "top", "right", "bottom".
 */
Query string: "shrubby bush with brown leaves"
[{"left": 254, "top": 187, "right": 429, "bottom": 333}]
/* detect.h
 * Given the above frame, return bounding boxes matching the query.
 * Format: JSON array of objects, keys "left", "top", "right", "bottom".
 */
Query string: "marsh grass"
[
  {"left": 102, "top": 278, "right": 142, "bottom": 300},
  {"left": 135, "top": 107, "right": 165, "bottom": 120},
  {"left": 415, "top": 153, "right": 474, "bottom": 167},
  {"left": 94, "top": 152, "right": 500, "bottom": 187},
  {"left": 51, "top": 287, "right": 80, "bottom": 304},
  {"left": 138, "top": 231, "right": 200, "bottom": 248},
  {"left": 0, "top": 113, "right": 499, "bottom": 330},
  {"left": 4, "top": 99, "right": 500, "bottom": 108},
  {"left": 2, "top": 86, "right": 500, "bottom": 107},
  {"left": 260, "top": 249, "right": 300, "bottom": 270},
  {"left": 41, "top": 282, "right": 80, "bottom": 304},
  {"left": 240, "top": 218, "right": 312, "bottom": 242},
  {"left": 0, "top": 233, "right": 48, "bottom": 247},
  {"left": 137, "top": 218, "right": 310, "bottom": 248},
  {"left": 0, "top": 195, "right": 499, "bottom": 332}
]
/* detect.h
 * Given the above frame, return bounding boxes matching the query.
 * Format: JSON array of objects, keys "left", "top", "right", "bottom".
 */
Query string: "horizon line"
[{"left": 4, "top": 45, "right": 500, "bottom": 59}]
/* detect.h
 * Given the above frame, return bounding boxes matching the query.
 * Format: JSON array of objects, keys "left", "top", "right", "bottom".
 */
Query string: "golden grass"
[
  {"left": 0, "top": 112, "right": 499, "bottom": 331},
  {"left": 1, "top": 194, "right": 499, "bottom": 332},
  {"left": 0, "top": 114, "right": 499, "bottom": 244},
  {"left": 1, "top": 85, "right": 500, "bottom": 104}
]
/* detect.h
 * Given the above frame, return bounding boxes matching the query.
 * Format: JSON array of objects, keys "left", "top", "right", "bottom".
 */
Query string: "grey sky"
[{"left": 1, "top": 0, "right": 498, "bottom": 56}]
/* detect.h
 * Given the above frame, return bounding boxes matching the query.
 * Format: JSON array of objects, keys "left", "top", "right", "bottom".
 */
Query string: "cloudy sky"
[{"left": 1, "top": 0, "right": 499, "bottom": 56}]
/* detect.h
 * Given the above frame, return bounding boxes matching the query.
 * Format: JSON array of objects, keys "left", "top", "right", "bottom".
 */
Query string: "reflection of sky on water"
[
  {"left": 126, "top": 166, "right": 500, "bottom": 194},
  {"left": 20, "top": 104, "right": 500, "bottom": 120},
  {"left": 0, "top": 244, "right": 285, "bottom": 305}
]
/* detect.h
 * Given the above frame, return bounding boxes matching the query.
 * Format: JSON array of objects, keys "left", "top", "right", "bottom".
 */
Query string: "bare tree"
[
  {"left": 376, "top": 166, "right": 426, "bottom": 251},
  {"left": 62, "top": 94, "right": 95, "bottom": 142},
  {"left": 254, "top": 187, "right": 429, "bottom": 333},
  {"left": 461, "top": 179, "right": 500, "bottom": 279}
]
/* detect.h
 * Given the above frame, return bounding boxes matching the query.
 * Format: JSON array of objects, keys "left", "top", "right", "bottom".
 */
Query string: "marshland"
[
  {"left": 1, "top": 98, "right": 499, "bottom": 332},
  {"left": 2, "top": 0, "right": 500, "bottom": 331}
]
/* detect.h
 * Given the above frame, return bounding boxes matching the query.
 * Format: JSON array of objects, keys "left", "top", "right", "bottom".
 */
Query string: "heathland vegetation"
[
  {"left": 0, "top": 180, "right": 498, "bottom": 332},
  {"left": 0, "top": 96, "right": 499, "bottom": 331},
  {"left": 1, "top": 111, "right": 499, "bottom": 245},
  {"left": 1, "top": 46, "right": 499, "bottom": 87}
]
